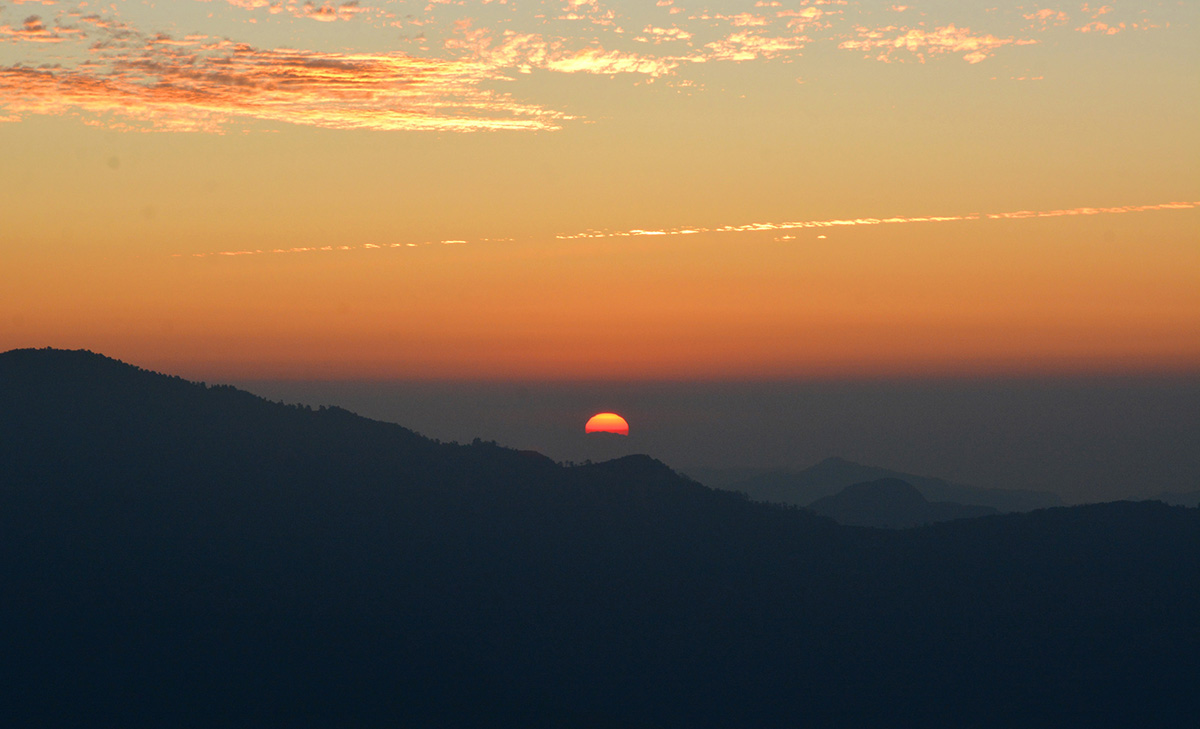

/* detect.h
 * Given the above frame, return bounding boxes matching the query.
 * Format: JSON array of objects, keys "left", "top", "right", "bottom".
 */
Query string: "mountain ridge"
[{"left": 2, "top": 347, "right": 1197, "bottom": 727}]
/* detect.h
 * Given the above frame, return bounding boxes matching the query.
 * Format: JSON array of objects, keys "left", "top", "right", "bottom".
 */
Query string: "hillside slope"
[{"left": 2, "top": 349, "right": 1197, "bottom": 728}]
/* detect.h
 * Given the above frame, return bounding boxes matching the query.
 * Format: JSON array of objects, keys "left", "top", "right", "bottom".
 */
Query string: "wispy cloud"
[
  {"left": 557, "top": 201, "right": 1200, "bottom": 239},
  {"left": 180, "top": 201, "right": 1199, "bottom": 259},
  {"left": 0, "top": 23, "right": 566, "bottom": 131},
  {"left": 181, "top": 238, "right": 511, "bottom": 259}
]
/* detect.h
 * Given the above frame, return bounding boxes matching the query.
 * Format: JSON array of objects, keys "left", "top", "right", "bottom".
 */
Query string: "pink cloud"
[
  {"left": 1076, "top": 21, "right": 1123, "bottom": 35},
  {"left": 1024, "top": 8, "right": 1070, "bottom": 27}
]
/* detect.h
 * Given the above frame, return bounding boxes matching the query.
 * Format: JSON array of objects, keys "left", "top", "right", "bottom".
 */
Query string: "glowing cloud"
[
  {"left": 181, "top": 201, "right": 1198, "bottom": 259},
  {"left": 557, "top": 201, "right": 1200, "bottom": 240},
  {"left": 838, "top": 24, "right": 1036, "bottom": 64},
  {"left": 1, "top": 1, "right": 1181, "bottom": 132},
  {"left": 0, "top": 33, "right": 565, "bottom": 132}
]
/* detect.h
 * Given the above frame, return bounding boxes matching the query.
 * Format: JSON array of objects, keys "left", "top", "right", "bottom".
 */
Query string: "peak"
[
  {"left": 600, "top": 454, "right": 665, "bottom": 468},
  {"left": 0, "top": 348, "right": 163, "bottom": 382},
  {"left": 578, "top": 453, "right": 672, "bottom": 475},
  {"left": 3, "top": 347, "right": 111, "bottom": 363}
]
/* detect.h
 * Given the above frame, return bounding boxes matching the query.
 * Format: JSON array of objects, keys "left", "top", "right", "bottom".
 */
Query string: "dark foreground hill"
[
  {"left": 809, "top": 478, "right": 998, "bottom": 528},
  {"left": 2, "top": 348, "right": 1198, "bottom": 728}
]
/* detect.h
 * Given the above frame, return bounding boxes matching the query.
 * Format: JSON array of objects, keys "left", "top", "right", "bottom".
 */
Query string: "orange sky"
[{"left": 2, "top": 1, "right": 1197, "bottom": 380}]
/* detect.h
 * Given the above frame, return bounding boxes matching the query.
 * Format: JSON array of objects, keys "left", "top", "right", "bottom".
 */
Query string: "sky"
[
  {"left": 2, "top": 0, "right": 1197, "bottom": 381},
  {"left": 2, "top": 2, "right": 1198, "bottom": 495}
]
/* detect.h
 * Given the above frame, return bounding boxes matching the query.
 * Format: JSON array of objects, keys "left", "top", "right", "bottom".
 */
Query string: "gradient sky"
[{"left": 2, "top": 0, "right": 1198, "bottom": 380}]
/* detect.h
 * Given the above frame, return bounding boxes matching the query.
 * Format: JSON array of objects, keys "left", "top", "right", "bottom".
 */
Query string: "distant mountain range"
[
  {"left": 808, "top": 478, "right": 998, "bottom": 528},
  {"left": 2, "top": 348, "right": 1197, "bottom": 727},
  {"left": 688, "top": 456, "right": 1063, "bottom": 513}
]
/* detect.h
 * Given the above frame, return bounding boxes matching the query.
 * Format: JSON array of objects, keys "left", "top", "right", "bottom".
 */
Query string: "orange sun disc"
[{"left": 585, "top": 412, "right": 629, "bottom": 435}]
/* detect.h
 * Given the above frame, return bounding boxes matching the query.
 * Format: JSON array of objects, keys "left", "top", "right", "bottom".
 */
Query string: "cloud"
[
  {"left": 299, "top": 1, "right": 369, "bottom": 22},
  {"left": 1076, "top": 21, "right": 1123, "bottom": 35},
  {"left": 557, "top": 201, "right": 1200, "bottom": 240},
  {"left": 209, "top": 0, "right": 372, "bottom": 22},
  {"left": 635, "top": 25, "right": 692, "bottom": 44},
  {"left": 0, "top": 32, "right": 566, "bottom": 132},
  {"left": 984, "top": 202, "right": 1197, "bottom": 220},
  {"left": 0, "top": 13, "right": 83, "bottom": 43},
  {"left": 449, "top": 26, "right": 684, "bottom": 77},
  {"left": 450, "top": 19, "right": 806, "bottom": 77},
  {"left": 181, "top": 201, "right": 1200, "bottom": 259},
  {"left": 838, "top": 23, "right": 1036, "bottom": 64},
  {"left": 703, "top": 30, "right": 805, "bottom": 62},
  {"left": 0, "top": 1, "right": 1181, "bottom": 133},
  {"left": 1024, "top": 8, "right": 1070, "bottom": 28},
  {"left": 544, "top": 46, "right": 682, "bottom": 76},
  {"left": 777, "top": 6, "right": 832, "bottom": 31}
]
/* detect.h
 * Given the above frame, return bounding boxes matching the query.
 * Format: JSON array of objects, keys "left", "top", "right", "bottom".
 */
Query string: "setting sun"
[{"left": 585, "top": 413, "right": 630, "bottom": 436}]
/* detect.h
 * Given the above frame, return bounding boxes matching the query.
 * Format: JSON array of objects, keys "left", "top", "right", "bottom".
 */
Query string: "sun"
[{"left": 585, "top": 412, "right": 629, "bottom": 436}]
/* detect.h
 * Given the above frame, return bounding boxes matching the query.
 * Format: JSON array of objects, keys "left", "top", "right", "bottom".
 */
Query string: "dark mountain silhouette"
[
  {"left": 715, "top": 455, "right": 1062, "bottom": 512},
  {"left": 808, "top": 477, "right": 998, "bottom": 528},
  {"left": 2, "top": 348, "right": 1198, "bottom": 728},
  {"left": 575, "top": 429, "right": 638, "bottom": 463}
]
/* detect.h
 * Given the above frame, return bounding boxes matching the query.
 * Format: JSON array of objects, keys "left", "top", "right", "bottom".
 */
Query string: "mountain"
[
  {"left": 808, "top": 478, "right": 998, "bottom": 528},
  {"left": 2, "top": 348, "right": 1198, "bottom": 728},
  {"left": 573, "top": 429, "right": 639, "bottom": 464},
  {"left": 713, "top": 456, "right": 1062, "bottom": 512}
]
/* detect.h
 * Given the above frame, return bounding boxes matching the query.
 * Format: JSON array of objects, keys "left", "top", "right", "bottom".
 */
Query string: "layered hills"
[
  {"left": 696, "top": 456, "right": 1062, "bottom": 512},
  {"left": 808, "top": 477, "right": 998, "bottom": 528},
  {"left": 1, "top": 348, "right": 1197, "bottom": 727}
]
